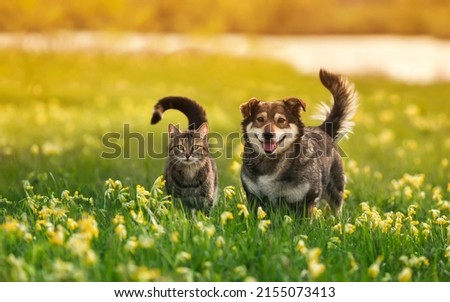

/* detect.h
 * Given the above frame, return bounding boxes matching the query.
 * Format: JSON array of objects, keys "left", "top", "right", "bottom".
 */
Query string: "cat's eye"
[
  {"left": 256, "top": 116, "right": 265, "bottom": 123},
  {"left": 277, "top": 117, "right": 286, "bottom": 124},
  {"left": 191, "top": 145, "right": 201, "bottom": 151},
  {"left": 175, "top": 145, "right": 185, "bottom": 151}
]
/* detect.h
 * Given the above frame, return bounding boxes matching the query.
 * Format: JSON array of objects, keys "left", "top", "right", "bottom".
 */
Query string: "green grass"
[{"left": 0, "top": 50, "right": 449, "bottom": 281}]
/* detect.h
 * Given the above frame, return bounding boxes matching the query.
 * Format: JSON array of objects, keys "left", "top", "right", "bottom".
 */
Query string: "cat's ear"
[
  {"left": 240, "top": 97, "right": 260, "bottom": 118},
  {"left": 168, "top": 123, "right": 180, "bottom": 136},
  {"left": 197, "top": 122, "right": 208, "bottom": 138}
]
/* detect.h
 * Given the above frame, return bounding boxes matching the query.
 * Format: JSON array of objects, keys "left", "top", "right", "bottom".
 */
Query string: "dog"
[{"left": 240, "top": 69, "right": 358, "bottom": 216}]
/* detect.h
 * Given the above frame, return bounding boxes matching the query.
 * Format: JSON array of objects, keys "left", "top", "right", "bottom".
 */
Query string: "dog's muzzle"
[{"left": 260, "top": 132, "right": 285, "bottom": 154}]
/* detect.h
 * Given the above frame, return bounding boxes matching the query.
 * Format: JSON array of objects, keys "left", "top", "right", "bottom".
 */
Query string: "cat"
[{"left": 151, "top": 96, "right": 218, "bottom": 212}]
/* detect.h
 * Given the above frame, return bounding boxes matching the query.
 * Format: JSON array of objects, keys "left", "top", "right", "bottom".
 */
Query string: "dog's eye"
[
  {"left": 256, "top": 116, "right": 265, "bottom": 123},
  {"left": 277, "top": 118, "right": 286, "bottom": 124}
]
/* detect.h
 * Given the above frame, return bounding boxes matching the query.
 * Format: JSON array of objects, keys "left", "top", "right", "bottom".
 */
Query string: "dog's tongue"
[{"left": 263, "top": 141, "right": 278, "bottom": 153}]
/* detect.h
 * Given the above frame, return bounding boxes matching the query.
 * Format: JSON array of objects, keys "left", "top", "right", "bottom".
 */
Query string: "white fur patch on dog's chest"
[{"left": 242, "top": 173, "right": 310, "bottom": 204}]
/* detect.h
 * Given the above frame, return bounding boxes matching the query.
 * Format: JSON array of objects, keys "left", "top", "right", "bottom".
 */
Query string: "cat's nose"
[{"left": 185, "top": 153, "right": 191, "bottom": 160}]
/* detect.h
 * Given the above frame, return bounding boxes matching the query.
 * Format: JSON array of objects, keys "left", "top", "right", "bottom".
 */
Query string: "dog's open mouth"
[
  {"left": 260, "top": 136, "right": 285, "bottom": 154},
  {"left": 263, "top": 140, "right": 278, "bottom": 153}
]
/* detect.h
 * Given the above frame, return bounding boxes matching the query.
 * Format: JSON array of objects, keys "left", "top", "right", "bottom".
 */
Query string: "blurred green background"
[{"left": 1, "top": 0, "right": 449, "bottom": 37}]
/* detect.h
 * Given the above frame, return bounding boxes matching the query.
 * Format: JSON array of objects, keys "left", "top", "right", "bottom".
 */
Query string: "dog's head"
[{"left": 240, "top": 97, "right": 306, "bottom": 155}]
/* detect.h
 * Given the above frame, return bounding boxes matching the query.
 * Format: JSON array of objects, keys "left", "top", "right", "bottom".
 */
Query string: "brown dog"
[{"left": 240, "top": 69, "right": 358, "bottom": 216}]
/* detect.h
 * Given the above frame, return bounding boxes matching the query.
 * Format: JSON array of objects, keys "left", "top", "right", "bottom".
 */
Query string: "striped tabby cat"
[{"left": 151, "top": 96, "right": 218, "bottom": 212}]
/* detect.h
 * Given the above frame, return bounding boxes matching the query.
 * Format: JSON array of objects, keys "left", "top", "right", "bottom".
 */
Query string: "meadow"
[{"left": 0, "top": 50, "right": 449, "bottom": 281}]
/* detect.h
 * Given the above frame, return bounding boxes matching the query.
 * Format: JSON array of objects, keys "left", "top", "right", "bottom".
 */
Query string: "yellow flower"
[
  {"left": 432, "top": 187, "right": 442, "bottom": 202},
  {"left": 66, "top": 218, "right": 78, "bottom": 231},
  {"left": 398, "top": 267, "right": 413, "bottom": 282},
  {"left": 380, "top": 216, "right": 394, "bottom": 233},
  {"left": 360, "top": 202, "right": 371, "bottom": 213},
  {"left": 229, "top": 160, "right": 241, "bottom": 173},
  {"left": 306, "top": 248, "right": 325, "bottom": 279},
  {"left": 152, "top": 175, "right": 166, "bottom": 190},
  {"left": 220, "top": 211, "right": 234, "bottom": 225},
  {"left": 85, "top": 249, "right": 97, "bottom": 265},
  {"left": 332, "top": 223, "right": 342, "bottom": 234},
  {"left": 138, "top": 235, "right": 155, "bottom": 249},
  {"left": 404, "top": 186, "right": 413, "bottom": 200},
  {"left": 132, "top": 266, "right": 160, "bottom": 282},
  {"left": 407, "top": 205, "right": 418, "bottom": 217},
  {"left": 368, "top": 256, "right": 384, "bottom": 278},
  {"left": 1, "top": 217, "right": 23, "bottom": 234},
  {"left": 312, "top": 207, "right": 323, "bottom": 219},
  {"left": 52, "top": 259, "right": 75, "bottom": 280},
  {"left": 434, "top": 216, "right": 448, "bottom": 225},
  {"left": 151, "top": 223, "right": 165, "bottom": 236},
  {"left": 150, "top": 176, "right": 166, "bottom": 198},
  {"left": 343, "top": 189, "right": 351, "bottom": 200},
  {"left": 296, "top": 240, "right": 308, "bottom": 255},
  {"left": 130, "top": 210, "right": 147, "bottom": 225},
  {"left": 237, "top": 203, "right": 249, "bottom": 218},
  {"left": 77, "top": 214, "right": 99, "bottom": 239},
  {"left": 124, "top": 236, "right": 139, "bottom": 254},
  {"left": 47, "top": 225, "right": 65, "bottom": 246},
  {"left": 215, "top": 236, "right": 225, "bottom": 249},
  {"left": 175, "top": 267, "right": 194, "bottom": 282},
  {"left": 348, "top": 253, "right": 359, "bottom": 273},
  {"left": 204, "top": 225, "right": 216, "bottom": 238},
  {"left": 327, "top": 237, "right": 341, "bottom": 249},
  {"left": 171, "top": 231, "right": 179, "bottom": 243},
  {"left": 30, "top": 144, "right": 40, "bottom": 155},
  {"left": 176, "top": 251, "right": 192, "bottom": 264},
  {"left": 233, "top": 265, "right": 247, "bottom": 277},
  {"left": 284, "top": 215, "right": 293, "bottom": 224},
  {"left": 114, "top": 224, "right": 127, "bottom": 240},
  {"left": 258, "top": 219, "right": 271, "bottom": 233},
  {"left": 344, "top": 223, "right": 356, "bottom": 234},
  {"left": 430, "top": 209, "right": 441, "bottom": 220},
  {"left": 444, "top": 246, "right": 450, "bottom": 258},
  {"left": 437, "top": 200, "right": 450, "bottom": 211},
  {"left": 112, "top": 214, "right": 125, "bottom": 225},
  {"left": 399, "top": 255, "right": 429, "bottom": 268},
  {"left": 403, "top": 173, "right": 425, "bottom": 189},
  {"left": 223, "top": 186, "right": 236, "bottom": 200},
  {"left": 257, "top": 207, "right": 267, "bottom": 220},
  {"left": 410, "top": 225, "right": 419, "bottom": 237},
  {"left": 66, "top": 233, "right": 91, "bottom": 257},
  {"left": 308, "top": 262, "right": 326, "bottom": 279}
]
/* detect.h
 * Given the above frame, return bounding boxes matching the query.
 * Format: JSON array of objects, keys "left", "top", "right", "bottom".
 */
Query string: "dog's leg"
[
  {"left": 292, "top": 189, "right": 321, "bottom": 218},
  {"left": 327, "top": 159, "right": 345, "bottom": 216}
]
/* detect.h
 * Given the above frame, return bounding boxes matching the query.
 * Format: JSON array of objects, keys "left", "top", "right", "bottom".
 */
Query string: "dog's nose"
[{"left": 263, "top": 132, "right": 274, "bottom": 140}]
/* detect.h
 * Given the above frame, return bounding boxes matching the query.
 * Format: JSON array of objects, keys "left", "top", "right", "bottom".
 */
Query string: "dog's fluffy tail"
[
  {"left": 151, "top": 96, "right": 207, "bottom": 130},
  {"left": 315, "top": 69, "right": 358, "bottom": 140}
]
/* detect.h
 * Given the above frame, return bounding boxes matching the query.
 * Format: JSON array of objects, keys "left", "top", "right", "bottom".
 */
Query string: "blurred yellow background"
[{"left": 1, "top": 0, "right": 449, "bottom": 37}]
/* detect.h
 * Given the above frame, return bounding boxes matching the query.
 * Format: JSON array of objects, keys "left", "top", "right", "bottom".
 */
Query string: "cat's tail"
[{"left": 151, "top": 96, "right": 207, "bottom": 130}]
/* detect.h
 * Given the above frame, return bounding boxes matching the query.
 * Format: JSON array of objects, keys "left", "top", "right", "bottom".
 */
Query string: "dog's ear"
[
  {"left": 240, "top": 97, "right": 260, "bottom": 118},
  {"left": 283, "top": 97, "right": 306, "bottom": 116}
]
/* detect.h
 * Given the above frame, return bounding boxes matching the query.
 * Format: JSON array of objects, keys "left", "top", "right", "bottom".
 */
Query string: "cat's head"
[{"left": 168, "top": 122, "right": 209, "bottom": 164}]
